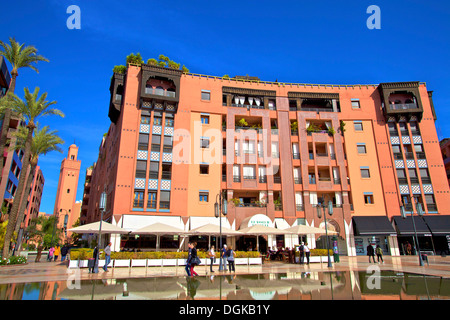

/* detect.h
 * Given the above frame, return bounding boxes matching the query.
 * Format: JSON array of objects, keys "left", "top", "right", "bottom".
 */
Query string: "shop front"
[
  {"left": 393, "top": 216, "right": 434, "bottom": 255},
  {"left": 422, "top": 215, "right": 450, "bottom": 255},
  {"left": 352, "top": 216, "right": 398, "bottom": 256}
]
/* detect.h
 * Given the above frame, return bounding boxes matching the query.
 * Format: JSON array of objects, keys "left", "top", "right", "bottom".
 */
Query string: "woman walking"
[
  {"left": 185, "top": 243, "right": 192, "bottom": 276},
  {"left": 54, "top": 245, "right": 61, "bottom": 262},
  {"left": 304, "top": 243, "right": 310, "bottom": 265},
  {"left": 189, "top": 242, "right": 199, "bottom": 277},
  {"left": 208, "top": 245, "right": 215, "bottom": 273},
  {"left": 226, "top": 246, "right": 236, "bottom": 272},
  {"left": 376, "top": 245, "right": 384, "bottom": 263}
]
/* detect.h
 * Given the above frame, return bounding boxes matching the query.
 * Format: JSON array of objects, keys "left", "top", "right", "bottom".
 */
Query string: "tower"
[{"left": 53, "top": 144, "right": 81, "bottom": 240}]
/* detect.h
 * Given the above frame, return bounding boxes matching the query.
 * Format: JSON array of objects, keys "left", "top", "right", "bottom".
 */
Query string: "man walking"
[
  {"left": 299, "top": 242, "right": 305, "bottom": 264},
  {"left": 103, "top": 242, "right": 112, "bottom": 272},
  {"left": 221, "top": 244, "right": 228, "bottom": 271}
]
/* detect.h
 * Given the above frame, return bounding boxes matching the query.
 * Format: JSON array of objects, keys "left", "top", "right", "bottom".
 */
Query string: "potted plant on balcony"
[
  {"left": 339, "top": 120, "right": 346, "bottom": 135},
  {"left": 306, "top": 123, "right": 320, "bottom": 135},
  {"left": 327, "top": 127, "right": 336, "bottom": 136},
  {"left": 229, "top": 198, "right": 242, "bottom": 207}
]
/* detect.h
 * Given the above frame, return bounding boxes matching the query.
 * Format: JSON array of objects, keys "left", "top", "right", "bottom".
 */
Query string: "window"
[
  {"left": 360, "top": 168, "right": 370, "bottom": 178},
  {"left": 201, "top": 90, "right": 211, "bottom": 101},
  {"left": 201, "top": 115, "right": 210, "bottom": 124},
  {"left": 133, "top": 191, "right": 144, "bottom": 208},
  {"left": 357, "top": 144, "right": 367, "bottom": 154},
  {"left": 364, "top": 193, "right": 374, "bottom": 204},
  {"left": 351, "top": 99, "right": 360, "bottom": 109},
  {"left": 200, "top": 137, "right": 210, "bottom": 149},
  {"left": 138, "top": 133, "right": 149, "bottom": 150},
  {"left": 165, "top": 118, "right": 174, "bottom": 127},
  {"left": 135, "top": 160, "right": 147, "bottom": 178},
  {"left": 199, "top": 192, "right": 209, "bottom": 202},
  {"left": 200, "top": 164, "right": 209, "bottom": 175},
  {"left": 67, "top": 189, "right": 70, "bottom": 193},
  {"left": 149, "top": 162, "right": 159, "bottom": 179},
  {"left": 147, "top": 191, "right": 157, "bottom": 209},
  {"left": 161, "top": 163, "right": 172, "bottom": 180},
  {"left": 354, "top": 121, "right": 363, "bottom": 131},
  {"left": 141, "top": 116, "right": 150, "bottom": 125},
  {"left": 160, "top": 191, "right": 170, "bottom": 209},
  {"left": 163, "top": 136, "right": 173, "bottom": 152},
  {"left": 151, "top": 135, "right": 161, "bottom": 151}
]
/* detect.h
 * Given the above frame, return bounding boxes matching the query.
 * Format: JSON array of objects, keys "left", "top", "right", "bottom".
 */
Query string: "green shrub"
[{"left": 0, "top": 256, "right": 27, "bottom": 265}]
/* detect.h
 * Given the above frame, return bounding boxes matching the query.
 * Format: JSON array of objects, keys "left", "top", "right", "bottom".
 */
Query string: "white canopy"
[
  {"left": 239, "top": 224, "right": 293, "bottom": 235},
  {"left": 68, "top": 221, "right": 130, "bottom": 234},
  {"left": 286, "top": 224, "right": 338, "bottom": 235},
  {"left": 131, "top": 222, "right": 185, "bottom": 235},
  {"left": 187, "top": 223, "right": 242, "bottom": 236}
]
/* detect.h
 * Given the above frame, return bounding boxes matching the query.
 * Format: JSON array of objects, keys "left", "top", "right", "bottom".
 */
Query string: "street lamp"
[
  {"left": 316, "top": 197, "right": 334, "bottom": 268},
  {"left": 401, "top": 196, "right": 424, "bottom": 266},
  {"left": 214, "top": 191, "right": 228, "bottom": 271},
  {"left": 94, "top": 191, "right": 107, "bottom": 273}
]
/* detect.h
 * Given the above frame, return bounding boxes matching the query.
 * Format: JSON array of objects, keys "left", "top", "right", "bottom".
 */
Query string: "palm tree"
[
  {"left": 0, "top": 38, "right": 48, "bottom": 181},
  {"left": 1, "top": 87, "right": 64, "bottom": 258},
  {"left": 11, "top": 125, "right": 64, "bottom": 254}
]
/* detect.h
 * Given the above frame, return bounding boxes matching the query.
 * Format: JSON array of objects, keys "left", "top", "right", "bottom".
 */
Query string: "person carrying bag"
[{"left": 226, "top": 246, "right": 236, "bottom": 272}]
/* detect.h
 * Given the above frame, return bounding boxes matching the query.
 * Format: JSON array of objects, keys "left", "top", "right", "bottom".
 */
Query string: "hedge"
[{"left": 69, "top": 249, "right": 260, "bottom": 260}]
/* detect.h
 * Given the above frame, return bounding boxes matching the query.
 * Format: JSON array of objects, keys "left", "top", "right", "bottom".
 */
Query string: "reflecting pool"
[{"left": 1, "top": 271, "right": 449, "bottom": 300}]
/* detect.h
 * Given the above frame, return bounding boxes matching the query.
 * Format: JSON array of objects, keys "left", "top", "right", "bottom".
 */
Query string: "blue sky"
[{"left": 1, "top": 0, "right": 450, "bottom": 216}]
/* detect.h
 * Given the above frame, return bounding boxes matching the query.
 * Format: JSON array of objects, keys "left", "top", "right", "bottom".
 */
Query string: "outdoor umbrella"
[
  {"left": 186, "top": 223, "right": 243, "bottom": 249},
  {"left": 131, "top": 222, "right": 186, "bottom": 250},
  {"left": 68, "top": 221, "right": 130, "bottom": 234},
  {"left": 239, "top": 225, "right": 294, "bottom": 252},
  {"left": 285, "top": 224, "right": 338, "bottom": 235}
]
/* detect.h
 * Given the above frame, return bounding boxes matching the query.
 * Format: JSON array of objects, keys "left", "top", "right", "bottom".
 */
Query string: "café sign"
[{"left": 247, "top": 214, "right": 274, "bottom": 228}]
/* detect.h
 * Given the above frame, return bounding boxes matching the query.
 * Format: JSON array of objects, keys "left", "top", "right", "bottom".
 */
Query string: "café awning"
[
  {"left": 393, "top": 216, "right": 431, "bottom": 236},
  {"left": 422, "top": 215, "right": 450, "bottom": 235},
  {"left": 69, "top": 221, "right": 130, "bottom": 234},
  {"left": 352, "top": 216, "right": 396, "bottom": 236}
]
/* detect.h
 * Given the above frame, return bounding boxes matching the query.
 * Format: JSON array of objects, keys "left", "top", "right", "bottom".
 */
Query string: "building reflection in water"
[{"left": 0, "top": 271, "right": 449, "bottom": 300}]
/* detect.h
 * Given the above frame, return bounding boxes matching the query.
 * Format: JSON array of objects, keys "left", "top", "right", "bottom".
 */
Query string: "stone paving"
[{"left": 1, "top": 255, "right": 449, "bottom": 285}]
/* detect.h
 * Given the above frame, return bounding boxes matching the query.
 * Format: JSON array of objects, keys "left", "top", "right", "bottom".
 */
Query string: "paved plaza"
[{"left": 1, "top": 255, "right": 449, "bottom": 285}]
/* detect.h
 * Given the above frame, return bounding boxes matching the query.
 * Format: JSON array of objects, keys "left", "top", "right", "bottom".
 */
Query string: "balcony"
[
  {"left": 293, "top": 153, "right": 300, "bottom": 160},
  {"left": 294, "top": 178, "right": 302, "bottom": 184},
  {"left": 389, "top": 103, "right": 417, "bottom": 110},
  {"left": 259, "top": 176, "right": 267, "bottom": 183},
  {"left": 273, "top": 176, "right": 281, "bottom": 184},
  {"left": 243, "top": 175, "right": 256, "bottom": 180},
  {"left": 416, "top": 152, "right": 426, "bottom": 159},
  {"left": 296, "top": 204, "right": 304, "bottom": 211},
  {"left": 274, "top": 204, "right": 283, "bottom": 211},
  {"left": 233, "top": 175, "right": 241, "bottom": 183}
]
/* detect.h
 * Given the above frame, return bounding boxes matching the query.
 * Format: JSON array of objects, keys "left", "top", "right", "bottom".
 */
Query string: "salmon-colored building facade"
[
  {"left": 53, "top": 144, "right": 81, "bottom": 242},
  {"left": 83, "top": 63, "right": 450, "bottom": 256}
]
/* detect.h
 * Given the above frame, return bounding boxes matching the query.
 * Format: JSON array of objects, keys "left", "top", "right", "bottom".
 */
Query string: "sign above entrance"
[{"left": 246, "top": 214, "right": 274, "bottom": 228}]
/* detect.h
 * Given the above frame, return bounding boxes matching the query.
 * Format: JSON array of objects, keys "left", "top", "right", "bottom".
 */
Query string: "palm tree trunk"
[
  {"left": 0, "top": 74, "right": 17, "bottom": 183},
  {"left": 1, "top": 122, "right": 33, "bottom": 259},
  {"left": 13, "top": 164, "right": 36, "bottom": 255}
]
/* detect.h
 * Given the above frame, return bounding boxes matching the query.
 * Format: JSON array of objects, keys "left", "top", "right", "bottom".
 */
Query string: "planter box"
[
  {"left": 177, "top": 259, "right": 187, "bottom": 266},
  {"left": 147, "top": 259, "right": 162, "bottom": 267},
  {"left": 78, "top": 260, "right": 89, "bottom": 268},
  {"left": 309, "top": 256, "right": 321, "bottom": 263},
  {"left": 69, "top": 260, "right": 79, "bottom": 268},
  {"left": 114, "top": 259, "right": 131, "bottom": 267},
  {"left": 249, "top": 257, "right": 262, "bottom": 265},
  {"left": 234, "top": 258, "right": 248, "bottom": 265},
  {"left": 131, "top": 259, "right": 147, "bottom": 267},
  {"left": 162, "top": 259, "right": 177, "bottom": 266}
]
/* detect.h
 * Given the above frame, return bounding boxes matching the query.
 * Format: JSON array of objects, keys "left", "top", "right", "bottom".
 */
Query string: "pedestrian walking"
[
  {"left": 185, "top": 244, "right": 192, "bottom": 276},
  {"left": 189, "top": 242, "right": 199, "bottom": 277},
  {"left": 54, "top": 245, "right": 61, "bottom": 262},
  {"left": 89, "top": 246, "right": 98, "bottom": 273},
  {"left": 367, "top": 244, "right": 376, "bottom": 263},
  {"left": 61, "top": 244, "right": 69, "bottom": 262},
  {"left": 221, "top": 244, "right": 228, "bottom": 271},
  {"left": 103, "top": 242, "right": 112, "bottom": 272},
  {"left": 208, "top": 245, "right": 215, "bottom": 273},
  {"left": 226, "top": 246, "right": 236, "bottom": 272},
  {"left": 376, "top": 245, "right": 384, "bottom": 263},
  {"left": 299, "top": 242, "right": 305, "bottom": 264},
  {"left": 47, "top": 246, "right": 54, "bottom": 262},
  {"left": 304, "top": 242, "right": 310, "bottom": 265}
]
